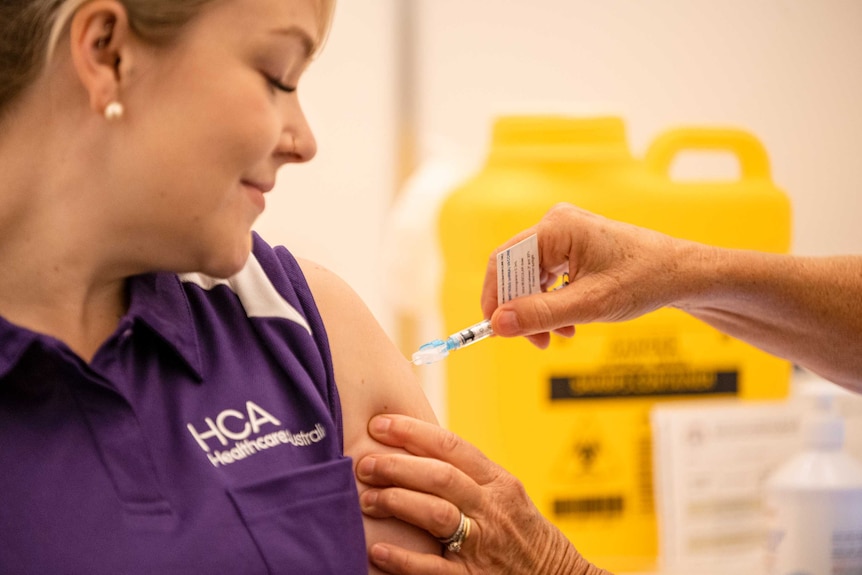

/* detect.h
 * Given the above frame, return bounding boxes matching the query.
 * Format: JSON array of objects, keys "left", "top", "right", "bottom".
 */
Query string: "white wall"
[
  {"left": 255, "top": 1, "right": 862, "bottom": 337},
  {"left": 413, "top": 0, "right": 862, "bottom": 257}
]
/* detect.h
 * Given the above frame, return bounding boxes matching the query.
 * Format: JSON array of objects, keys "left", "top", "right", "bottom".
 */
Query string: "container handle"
[{"left": 644, "top": 127, "right": 772, "bottom": 181}]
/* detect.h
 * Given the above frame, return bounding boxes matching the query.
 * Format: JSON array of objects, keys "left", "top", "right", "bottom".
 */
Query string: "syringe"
[
  {"left": 411, "top": 319, "right": 494, "bottom": 366},
  {"left": 412, "top": 274, "right": 570, "bottom": 365}
]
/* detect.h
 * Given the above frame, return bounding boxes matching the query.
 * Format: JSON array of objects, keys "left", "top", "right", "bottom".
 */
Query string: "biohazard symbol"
[
  {"left": 552, "top": 415, "right": 617, "bottom": 482},
  {"left": 574, "top": 438, "right": 601, "bottom": 473}
]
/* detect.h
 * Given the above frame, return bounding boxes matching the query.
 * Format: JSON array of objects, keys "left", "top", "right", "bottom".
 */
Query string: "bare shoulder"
[
  {"left": 297, "top": 258, "right": 436, "bottom": 424},
  {"left": 297, "top": 258, "right": 441, "bottom": 565}
]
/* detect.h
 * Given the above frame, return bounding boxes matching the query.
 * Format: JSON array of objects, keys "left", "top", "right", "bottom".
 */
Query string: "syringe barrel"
[{"left": 449, "top": 319, "right": 494, "bottom": 349}]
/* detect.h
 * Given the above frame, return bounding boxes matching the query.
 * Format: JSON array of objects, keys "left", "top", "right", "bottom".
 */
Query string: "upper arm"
[{"left": 298, "top": 258, "right": 441, "bottom": 566}]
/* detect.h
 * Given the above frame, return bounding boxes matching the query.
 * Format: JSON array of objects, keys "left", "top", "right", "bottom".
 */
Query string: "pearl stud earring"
[{"left": 104, "top": 101, "right": 124, "bottom": 121}]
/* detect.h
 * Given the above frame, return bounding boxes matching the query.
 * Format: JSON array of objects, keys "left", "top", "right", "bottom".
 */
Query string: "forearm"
[{"left": 672, "top": 243, "right": 862, "bottom": 389}]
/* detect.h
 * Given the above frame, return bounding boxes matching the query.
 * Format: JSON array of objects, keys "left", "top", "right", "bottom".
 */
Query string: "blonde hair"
[{"left": 0, "top": 0, "right": 335, "bottom": 120}]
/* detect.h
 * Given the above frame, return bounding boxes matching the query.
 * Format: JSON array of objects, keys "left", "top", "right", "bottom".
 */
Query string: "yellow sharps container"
[{"left": 438, "top": 115, "right": 792, "bottom": 572}]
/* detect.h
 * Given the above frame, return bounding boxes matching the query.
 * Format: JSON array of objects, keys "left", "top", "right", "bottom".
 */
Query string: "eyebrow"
[{"left": 269, "top": 26, "right": 317, "bottom": 59}]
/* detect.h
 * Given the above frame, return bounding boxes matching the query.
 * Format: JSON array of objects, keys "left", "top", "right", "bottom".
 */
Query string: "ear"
[{"left": 68, "top": 0, "right": 132, "bottom": 116}]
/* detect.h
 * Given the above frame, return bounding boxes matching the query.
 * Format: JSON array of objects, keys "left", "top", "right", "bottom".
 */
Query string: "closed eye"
[{"left": 267, "top": 76, "right": 296, "bottom": 94}]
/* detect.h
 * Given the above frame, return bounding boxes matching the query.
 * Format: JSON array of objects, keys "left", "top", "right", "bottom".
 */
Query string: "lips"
[
  {"left": 241, "top": 179, "right": 275, "bottom": 194},
  {"left": 241, "top": 180, "right": 271, "bottom": 212}
]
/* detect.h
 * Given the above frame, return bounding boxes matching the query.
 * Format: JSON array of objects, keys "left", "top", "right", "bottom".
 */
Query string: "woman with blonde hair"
[{"left": 0, "top": 1, "right": 445, "bottom": 572}]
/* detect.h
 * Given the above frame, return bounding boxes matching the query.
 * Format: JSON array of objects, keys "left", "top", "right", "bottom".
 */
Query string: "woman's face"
[{"left": 114, "top": 0, "right": 320, "bottom": 277}]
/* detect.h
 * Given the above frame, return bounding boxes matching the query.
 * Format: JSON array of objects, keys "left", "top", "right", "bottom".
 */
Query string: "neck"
[
  {"left": 0, "top": 249, "right": 130, "bottom": 362},
  {"left": 0, "top": 116, "right": 132, "bottom": 362}
]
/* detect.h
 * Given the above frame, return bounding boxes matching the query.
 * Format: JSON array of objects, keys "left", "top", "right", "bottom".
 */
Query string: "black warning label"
[
  {"left": 553, "top": 496, "right": 625, "bottom": 518},
  {"left": 550, "top": 366, "right": 738, "bottom": 400}
]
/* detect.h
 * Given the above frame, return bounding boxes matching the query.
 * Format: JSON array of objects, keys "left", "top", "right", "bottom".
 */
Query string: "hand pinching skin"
[{"left": 357, "top": 414, "right": 611, "bottom": 575}]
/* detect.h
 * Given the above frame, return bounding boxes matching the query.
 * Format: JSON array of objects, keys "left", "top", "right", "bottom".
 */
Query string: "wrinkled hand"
[
  {"left": 356, "top": 414, "right": 605, "bottom": 575},
  {"left": 481, "top": 203, "right": 686, "bottom": 348}
]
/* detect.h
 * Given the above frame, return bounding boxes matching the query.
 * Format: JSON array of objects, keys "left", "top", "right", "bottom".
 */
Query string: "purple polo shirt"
[{"left": 0, "top": 234, "right": 368, "bottom": 574}]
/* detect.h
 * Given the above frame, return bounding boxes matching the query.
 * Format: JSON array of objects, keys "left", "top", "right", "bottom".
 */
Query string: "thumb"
[{"left": 490, "top": 290, "right": 581, "bottom": 337}]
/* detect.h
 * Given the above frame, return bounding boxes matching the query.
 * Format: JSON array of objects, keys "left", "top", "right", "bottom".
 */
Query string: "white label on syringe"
[{"left": 497, "top": 234, "right": 541, "bottom": 304}]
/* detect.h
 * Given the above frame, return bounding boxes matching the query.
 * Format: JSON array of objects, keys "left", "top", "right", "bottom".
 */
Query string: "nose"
[{"left": 276, "top": 102, "right": 317, "bottom": 164}]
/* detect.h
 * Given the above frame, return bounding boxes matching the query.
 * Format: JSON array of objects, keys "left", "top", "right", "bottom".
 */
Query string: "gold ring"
[{"left": 438, "top": 511, "right": 471, "bottom": 553}]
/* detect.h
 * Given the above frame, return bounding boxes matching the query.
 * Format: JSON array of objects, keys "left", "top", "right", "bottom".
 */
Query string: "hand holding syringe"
[{"left": 412, "top": 233, "right": 566, "bottom": 366}]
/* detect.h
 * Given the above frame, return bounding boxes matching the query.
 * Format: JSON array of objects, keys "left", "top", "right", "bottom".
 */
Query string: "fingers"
[
  {"left": 359, "top": 483, "right": 460, "bottom": 540},
  {"left": 357, "top": 445, "right": 481, "bottom": 574},
  {"left": 553, "top": 325, "right": 576, "bottom": 338},
  {"left": 366, "top": 415, "right": 499, "bottom": 485},
  {"left": 524, "top": 331, "right": 550, "bottom": 349},
  {"left": 368, "top": 543, "right": 463, "bottom": 575},
  {"left": 357, "top": 450, "right": 482, "bottom": 516}
]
